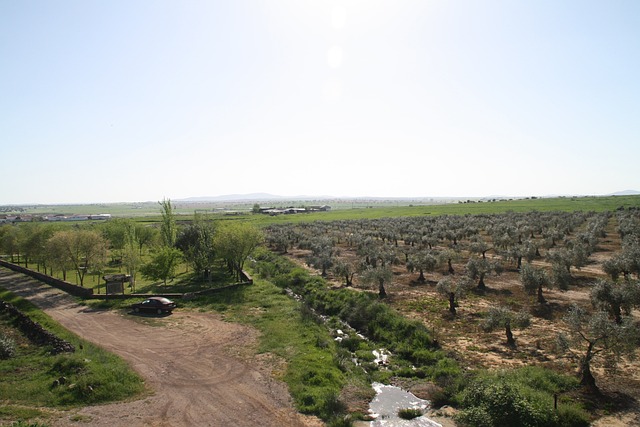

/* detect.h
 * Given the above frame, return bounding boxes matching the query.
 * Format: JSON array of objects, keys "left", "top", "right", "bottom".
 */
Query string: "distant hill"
[{"left": 608, "top": 190, "right": 640, "bottom": 196}]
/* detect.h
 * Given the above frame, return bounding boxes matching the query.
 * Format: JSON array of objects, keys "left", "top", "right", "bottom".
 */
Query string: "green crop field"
[{"left": 2, "top": 195, "right": 639, "bottom": 227}]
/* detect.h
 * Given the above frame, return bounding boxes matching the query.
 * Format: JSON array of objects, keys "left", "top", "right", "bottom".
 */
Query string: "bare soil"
[
  {"left": 285, "top": 222, "right": 640, "bottom": 426},
  {"left": 0, "top": 267, "right": 322, "bottom": 427}
]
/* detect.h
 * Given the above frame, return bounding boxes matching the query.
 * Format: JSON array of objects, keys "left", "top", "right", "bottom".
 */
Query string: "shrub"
[
  {"left": 398, "top": 408, "right": 423, "bottom": 420},
  {"left": 455, "top": 368, "right": 589, "bottom": 427},
  {"left": 0, "top": 333, "right": 16, "bottom": 359}
]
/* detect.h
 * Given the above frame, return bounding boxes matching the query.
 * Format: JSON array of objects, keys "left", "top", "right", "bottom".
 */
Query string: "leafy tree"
[
  {"left": 1, "top": 225, "right": 22, "bottom": 263},
  {"left": 102, "top": 218, "right": 129, "bottom": 266},
  {"left": 436, "top": 276, "right": 473, "bottom": 315},
  {"left": 557, "top": 305, "right": 639, "bottom": 390},
  {"left": 159, "top": 198, "right": 177, "bottom": 247},
  {"left": 438, "top": 248, "right": 458, "bottom": 275},
  {"left": 252, "top": 203, "right": 261, "bottom": 214},
  {"left": 122, "top": 221, "right": 141, "bottom": 291},
  {"left": 215, "top": 223, "right": 263, "bottom": 280},
  {"left": 46, "top": 229, "right": 108, "bottom": 286},
  {"left": 359, "top": 264, "right": 393, "bottom": 298},
  {"left": 19, "top": 222, "right": 54, "bottom": 270},
  {"left": 590, "top": 279, "right": 640, "bottom": 324},
  {"left": 45, "top": 232, "right": 73, "bottom": 281},
  {"left": 176, "top": 214, "right": 217, "bottom": 279},
  {"left": 141, "top": 246, "right": 182, "bottom": 286},
  {"left": 306, "top": 237, "right": 334, "bottom": 277},
  {"left": 466, "top": 257, "right": 503, "bottom": 290},
  {"left": 520, "top": 263, "right": 549, "bottom": 304},
  {"left": 135, "top": 224, "right": 158, "bottom": 255},
  {"left": 483, "top": 306, "right": 530, "bottom": 347},
  {"left": 406, "top": 250, "right": 438, "bottom": 283},
  {"left": 332, "top": 258, "right": 356, "bottom": 287}
]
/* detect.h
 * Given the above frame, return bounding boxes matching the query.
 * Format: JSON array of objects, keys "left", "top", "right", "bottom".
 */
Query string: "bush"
[
  {"left": 455, "top": 368, "right": 589, "bottom": 427},
  {"left": 398, "top": 408, "right": 423, "bottom": 419},
  {"left": 0, "top": 333, "right": 16, "bottom": 359}
]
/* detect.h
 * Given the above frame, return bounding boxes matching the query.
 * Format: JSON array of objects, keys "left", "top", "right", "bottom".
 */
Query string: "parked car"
[{"left": 131, "top": 297, "right": 176, "bottom": 314}]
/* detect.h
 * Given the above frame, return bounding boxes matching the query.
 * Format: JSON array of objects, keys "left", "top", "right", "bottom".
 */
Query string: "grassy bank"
[{"left": 0, "top": 289, "right": 145, "bottom": 425}]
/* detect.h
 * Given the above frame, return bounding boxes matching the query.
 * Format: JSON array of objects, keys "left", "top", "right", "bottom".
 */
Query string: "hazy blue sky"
[{"left": 1, "top": 0, "right": 639, "bottom": 204}]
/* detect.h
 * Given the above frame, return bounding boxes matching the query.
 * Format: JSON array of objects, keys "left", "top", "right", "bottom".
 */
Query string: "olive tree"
[
  {"left": 332, "top": 258, "right": 356, "bottom": 287},
  {"left": 466, "top": 257, "right": 503, "bottom": 290},
  {"left": 406, "top": 250, "right": 438, "bottom": 283},
  {"left": 558, "top": 305, "right": 639, "bottom": 390},
  {"left": 590, "top": 279, "right": 640, "bottom": 324},
  {"left": 520, "top": 263, "right": 549, "bottom": 304},
  {"left": 359, "top": 264, "right": 393, "bottom": 298},
  {"left": 482, "top": 306, "right": 530, "bottom": 347},
  {"left": 436, "top": 276, "right": 473, "bottom": 315}
]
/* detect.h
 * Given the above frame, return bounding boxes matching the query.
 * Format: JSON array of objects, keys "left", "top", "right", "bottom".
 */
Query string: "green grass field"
[{"left": 3, "top": 195, "right": 639, "bottom": 223}]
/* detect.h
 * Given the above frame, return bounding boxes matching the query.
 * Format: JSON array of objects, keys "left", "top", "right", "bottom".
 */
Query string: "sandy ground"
[{"left": 0, "top": 267, "right": 322, "bottom": 427}]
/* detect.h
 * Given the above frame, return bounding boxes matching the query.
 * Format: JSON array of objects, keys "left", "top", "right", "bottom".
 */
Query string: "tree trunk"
[
  {"left": 418, "top": 269, "right": 425, "bottom": 283},
  {"left": 448, "top": 259, "right": 454, "bottom": 275},
  {"left": 505, "top": 322, "right": 515, "bottom": 347},
  {"left": 613, "top": 305, "right": 622, "bottom": 325},
  {"left": 517, "top": 256, "right": 522, "bottom": 270},
  {"left": 448, "top": 292, "right": 456, "bottom": 315},
  {"left": 477, "top": 273, "right": 486, "bottom": 290},
  {"left": 537, "top": 284, "right": 546, "bottom": 304},
  {"left": 580, "top": 343, "right": 597, "bottom": 390},
  {"left": 378, "top": 279, "right": 387, "bottom": 298}
]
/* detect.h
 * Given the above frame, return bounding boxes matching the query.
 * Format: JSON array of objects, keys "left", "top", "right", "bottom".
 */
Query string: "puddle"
[{"left": 368, "top": 382, "right": 442, "bottom": 427}]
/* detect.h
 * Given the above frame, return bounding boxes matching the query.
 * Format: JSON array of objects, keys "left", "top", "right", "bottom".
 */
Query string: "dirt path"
[{"left": 0, "top": 267, "right": 321, "bottom": 427}]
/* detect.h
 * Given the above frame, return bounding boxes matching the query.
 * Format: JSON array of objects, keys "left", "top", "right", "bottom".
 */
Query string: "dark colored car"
[{"left": 131, "top": 297, "right": 177, "bottom": 314}]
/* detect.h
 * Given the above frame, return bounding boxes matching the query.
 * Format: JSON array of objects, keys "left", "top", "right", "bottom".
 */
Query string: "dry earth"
[
  {"left": 0, "top": 267, "right": 322, "bottom": 427},
  {"left": 285, "top": 221, "right": 640, "bottom": 426}
]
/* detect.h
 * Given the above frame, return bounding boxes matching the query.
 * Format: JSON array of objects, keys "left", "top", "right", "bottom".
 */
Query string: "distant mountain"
[{"left": 608, "top": 190, "right": 640, "bottom": 196}]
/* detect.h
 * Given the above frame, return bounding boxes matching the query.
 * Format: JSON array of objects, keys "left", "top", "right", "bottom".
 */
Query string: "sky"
[{"left": 1, "top": 0, "right": 639, "bottom": 204}]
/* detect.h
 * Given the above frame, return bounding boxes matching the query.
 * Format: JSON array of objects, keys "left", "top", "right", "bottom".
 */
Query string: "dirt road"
[{"left": 0, "top": 268, "right": 321, "bottom": 427}]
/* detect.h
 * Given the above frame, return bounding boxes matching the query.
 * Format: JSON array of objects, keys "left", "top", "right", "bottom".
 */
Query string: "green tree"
[
  {"left": 159, "top": 198, "right": 177, "bottom": 248},
  {"left": 122, "top": 221, "right": 141, "bottom": 291},
  {"left": 1, "top": 225, "right": 22, "bottom": 263},
  {"left": 176, "top": 214, "right": 217, "bottom": 280},
  {"left": 332, "top": 258, "right": 356, "bottom": 287},
  {"left": 590, "top": 279, "right": 640, "bottom": 324},
  {"left": 102, "top": 218, "right": 130, "bottom": 267},
  {"left": 359, "top": 264, "right": 393, "bottom": 298},
  {"left": 436, "top": 276, "right": 473, "bottom": 315},
  {"left": 483, "top": 306, "right": 530, "bottom": 347},
  {"left": 135, "top": 224, "right": 158, "bottom": 255},
  {"left": 466, "top": 257, "right": 503, "bottom": 290},
  {"left": 558, "top": 305, "right": 639, "bottom": 390},
  {"left": 141, "top": 246, "right": 182, "bottom": 286},
  {"left": 46, "top": 229, "right": 108, "bottom": 286},
  {"left": 406, "top": 250, "right": 438, "bottom": 283},
  {"left": 215, "top": 223, "right": 263, "bottom": 280},
  {"left": 520, "top": 263, "right": 549, "bottom": 304}
]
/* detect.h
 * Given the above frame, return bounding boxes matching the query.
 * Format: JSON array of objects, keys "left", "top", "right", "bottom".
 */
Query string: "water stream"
[{"left": 368, "top": 382, "right": 442, "bottom": 427}]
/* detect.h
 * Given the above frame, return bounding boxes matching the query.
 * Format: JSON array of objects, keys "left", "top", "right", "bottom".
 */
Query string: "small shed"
[{"left": 102, "top": 274, "right": 132, "bottom": 295}]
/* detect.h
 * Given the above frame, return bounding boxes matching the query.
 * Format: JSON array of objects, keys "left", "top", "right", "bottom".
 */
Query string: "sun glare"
[{"left": 327, "top": 45, "right": 343, "bottom": 68}]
